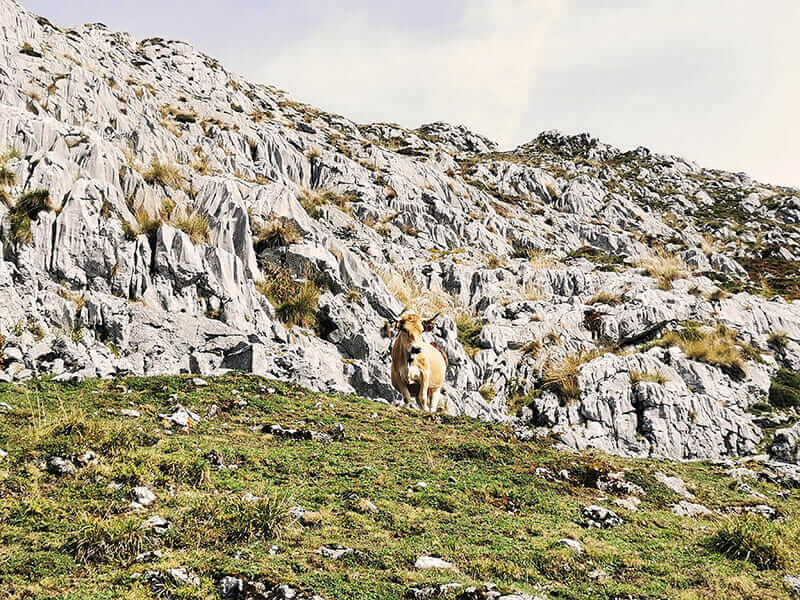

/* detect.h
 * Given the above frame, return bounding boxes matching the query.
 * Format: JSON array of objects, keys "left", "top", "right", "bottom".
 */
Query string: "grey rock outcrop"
[{"left": 0, "top": 0, "right": 799, "bottom": 461}]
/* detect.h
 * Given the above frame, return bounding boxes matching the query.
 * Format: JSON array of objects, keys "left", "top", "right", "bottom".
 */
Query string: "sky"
[{"left": 24, "top": 0, "right": 800, "bottom": 188}]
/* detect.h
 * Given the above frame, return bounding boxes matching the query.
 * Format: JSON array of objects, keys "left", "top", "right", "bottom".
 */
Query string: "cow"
[{"left": 390, "top": 312, "right": 448, "bottom": 413}]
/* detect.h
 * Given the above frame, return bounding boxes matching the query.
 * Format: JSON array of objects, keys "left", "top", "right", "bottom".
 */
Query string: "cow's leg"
[
  {"left": 392, "top": 372, "right": 414, "bottom": 407},
  {"left": 418, "top": 375, "right": 429, "bottom": 412},
  {"left": 429, "top": 388, "right": 441, "bottom": 413}
]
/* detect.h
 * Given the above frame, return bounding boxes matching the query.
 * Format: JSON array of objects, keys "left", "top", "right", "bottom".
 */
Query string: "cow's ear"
[{"left": 422, "top": 312, "right": 441, "bottom": 332}]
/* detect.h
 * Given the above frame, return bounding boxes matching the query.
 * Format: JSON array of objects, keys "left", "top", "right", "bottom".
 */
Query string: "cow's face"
[
  {"left": 397, "top": 313, "right": 424, "bottom": 363},
  {"left": 397, "top": 313, "right": 424, "bottom": 343}
]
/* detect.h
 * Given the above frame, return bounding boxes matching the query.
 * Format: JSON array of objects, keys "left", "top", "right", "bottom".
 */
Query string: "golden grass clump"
[
  {"left": 256, "top": 264, "right": 320, "bottom": 329},
  {"left": 635, "top": 248, "right": 688, "bottom": 290},
  {"left": 630, "top": 370, "right": 668, "bottom": 385},
  {"left": 254, "top": 216, "right": 300, "bottom": 250},
  {"left": 142, "top": 159, "right": 185, "bottom": 190},
  {"left": 378, "top": 268, "right": 455, "bottom": 316},
  {"left": 586, "top": 291, "right": 622, "bottom": 306},
  {"left": 298, "top": 189, "right": 355, "bottom": 218},
  {"left": 528, "top": 249, "right": 566, "bottom": 271},
  {"left": 542, "top": 349, "right": 607, "bottom": 404},
  {"left": 172, "top": 210, "right": 210, "bottom": 244},
  {"left": 650, "top": 323, "right": 760, "bottom": 374}
]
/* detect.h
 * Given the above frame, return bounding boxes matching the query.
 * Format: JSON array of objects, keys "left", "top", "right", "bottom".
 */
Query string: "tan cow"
[{"left": 390, "top": 312, "right": 448, "bottom": 413}]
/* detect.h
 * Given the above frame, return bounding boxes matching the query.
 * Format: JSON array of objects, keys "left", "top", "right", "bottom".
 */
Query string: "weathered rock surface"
[{"left": 0, "top": 0, "right": 799, "bottom": 461}]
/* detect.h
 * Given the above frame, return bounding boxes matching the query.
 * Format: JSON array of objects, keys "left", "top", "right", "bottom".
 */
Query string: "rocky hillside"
[
  {"left": 2, "top": 374, "right": 800, "bottom": 599},
  {"left": 0, "top": 0, "right": 799, "bottom": 462}
]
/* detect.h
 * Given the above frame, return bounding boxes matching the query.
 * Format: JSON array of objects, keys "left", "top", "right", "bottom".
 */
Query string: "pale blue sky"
[{"left": 24, "top": 1, "right": 800, "bottom": 187}]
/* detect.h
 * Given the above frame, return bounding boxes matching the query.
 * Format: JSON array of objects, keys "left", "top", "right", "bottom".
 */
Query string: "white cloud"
[{"left": 242, "top": 0, "right": 564, "bottom": 145}]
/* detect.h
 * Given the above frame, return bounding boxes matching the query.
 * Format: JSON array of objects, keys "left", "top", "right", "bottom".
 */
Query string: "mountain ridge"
[{"left": 0, "top": 0, "right": 798, "bottom": 463}]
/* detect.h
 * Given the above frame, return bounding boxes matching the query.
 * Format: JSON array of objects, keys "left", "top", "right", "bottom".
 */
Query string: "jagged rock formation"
[{"left": 0, "top": 0, "right": 799, "bottom": 460}]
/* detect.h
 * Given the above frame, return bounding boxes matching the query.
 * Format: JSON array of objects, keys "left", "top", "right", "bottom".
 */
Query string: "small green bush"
[
  {"left": 9, "top": 189, "right": 51, "bottom": 245},
  {"left": 182, "top": 494, "right": 290, "bottom": 544},
  {"left": 711, "top": 514, "right": 789, "bottom": 569},
  {"left": 65, "top": 515, "right": 156, "bottom": 564},
  {"left": 456, "top": 313, "right": 482, "bottom": 358},
  {"left": 769, "top": 369, "right": 800, "bottom": 408}
]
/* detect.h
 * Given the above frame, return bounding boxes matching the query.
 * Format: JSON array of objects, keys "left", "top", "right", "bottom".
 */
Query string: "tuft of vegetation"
[
  {"left": 298, "top": 189, "right": 355, "bottom": 218},
  {"left": 767, "top": 332, "right": 789, "bottom": 352},
  {"left": 256, "top": 265, "right": 320, "bottom": 329},
  {"left": 8, "top": 189, "right": 51, "bottom": 245},
  {"left": 523, "top": 249, "right": 566, "bottom": 270},
  {"left": 635, "top": 248, "right": 688, "bottom": 290},
  {"left": 172, "top": 210, "right": 210, "bottom": 244},
  {"left": 478, "top": 383, "right": 496, "bottom": 402},
  {"left": 630, "top": 370, "right": 668, "bottom": 386},
  {"left": 456, "top": 314, "right": 482, "bottom": 358},
  {"left": 586, "top": 291, "right": 622, "bottom": 306},
  {"left": 65, "top": 515, "right": 155, "bottom": 564},
  {"left": 183, "top": 494, "right": 290, "bottom": 544},
  {"left": 142, "top": 159, "right": 185, "bottom": 190},
  {"left": 541, "top": 350, "right": 606, "bottom": 404},
  {"left": 20, "top": 41, "right": 42, "bottom": 57},
  {"left": 711, "top": 514, "right": 794, "bottom": 570},
  {"left": 253, "top": 216, "right": 300, "bottom": 251},
  {"left": 768, "top": 369, "right": 800, "bottom": 409},
  {"left": 645, "top": 323, "right": 760, "bottom": 376},
  {"left": 567, "top": 246, "right": 622, "bottom": 271},
  {"left": 132, "top": 206, "right": 162, "bottom": 239},
  {"left": 486, "top": 255, "right": 505, "bottom": 270}
]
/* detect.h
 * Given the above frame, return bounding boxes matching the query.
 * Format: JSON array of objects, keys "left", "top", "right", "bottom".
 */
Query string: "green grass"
[
  {"left": 455, "top": 314, "right": 482, "bottom": 358},
  {"left": 8, "top": 189, "right": 51, "bottom": 245},
  {"left": 0, "top": 375, "right": 799, "bottom": 599},
  {"left": 769, "top": 368, "right": 800, "bottom": 408}
]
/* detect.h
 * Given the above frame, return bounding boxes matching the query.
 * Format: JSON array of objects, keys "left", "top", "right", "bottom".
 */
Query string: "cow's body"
[{"left": 390, "top": 313, "right": 447, "bottom": 412}]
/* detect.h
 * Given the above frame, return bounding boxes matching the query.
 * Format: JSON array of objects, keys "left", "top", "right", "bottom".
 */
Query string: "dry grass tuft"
[
  {"left": 630, "top": 370, "right": 668, "bottom": 386},
  {"left": 542, "top": 349, "right": 607, "bottom": 404},
  {"left": 142, "top": 159, "right": 185, "bottom": 190},
  {"left": 523, "top": 283, "right": 543, "bottom": 301},
  {"left": 298, "top": 189, "right": 355, "bottom": 218},
  {"left": 172, "top": 210, "right": 210, "bottom": 244},
  {"left": 528, "top": 249, "right": 566, "bottom": 271},
  {"left": 378, "top": 268, "right": 455, "bottom": 316},
  {"left": 635, "top": 248, "right": 688, "bottom": 290},
  {"left": 649, "top": 323, "right": 760, "bottom": 375},
  {"left": 254, "top": 217, "right": 299, "bottom": 250},
  {"left": 587, "top": 291, "right": 622, "bottom": 306},
  {"left": 256, "top": 264, "right": 320, "bottom": 329},
  {"left": 486, "top": 255, "right": 506, "bottom": 270}
]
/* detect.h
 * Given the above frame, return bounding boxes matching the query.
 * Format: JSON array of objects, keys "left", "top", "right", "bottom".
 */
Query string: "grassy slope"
[{"left": 0, "top": 375, "right": 798, "bottom": 599}]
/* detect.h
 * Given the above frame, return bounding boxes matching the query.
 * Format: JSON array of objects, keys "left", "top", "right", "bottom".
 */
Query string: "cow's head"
[{"left": 396, "top": 312, "right": 440, "bottom": 363}]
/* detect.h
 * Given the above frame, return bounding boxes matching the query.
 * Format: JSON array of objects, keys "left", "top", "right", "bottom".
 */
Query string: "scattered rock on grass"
[
  {"left": 556, "top": 538, "right": 583, "bottom": 553},
  {"left": 582, "top": 505, "right": 623, "bottom": 528},
  {"left": 655, "top": 472, "right": 694, "bottom": 498},
  {"left": 671, "top": 500, "right": 712, "bottom": 518},
  {"left": 290, "top": 505, "right": 322, "bottom": 526},
  {"left": 160, "top": 404, "right": 202, "bottom": 427},
  {"left": 46, "top": 456, "right": 77, "bottom": 475},
  {"left": 415, "top": 555, "right": 455, "bottom": 570},
  {"left": 613, "top": 496, "right": 641, "bottom": 512},
  {"left": 405, "top": 583, "right": 462, "bottom": 599},
  {"left": 143, "top": 514, "right": 170, "bottom": 534},
  {"left": 135, "top": 550, "right": 164, "bottom": 563},
  {"left": 785, "top": 575, "right": 800, "bottom": 595},
  {"left": 316, "top": 544, "right": 353, "bottom": 560},
  {"left": 262, "top": 423, "right": 345, "bottom": 442},
  {"left": 219, "top": 576, "right": 323, "bottom": 600},
  {"left": 131, "top": 486, "right": 157, "bottom": 508}
]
